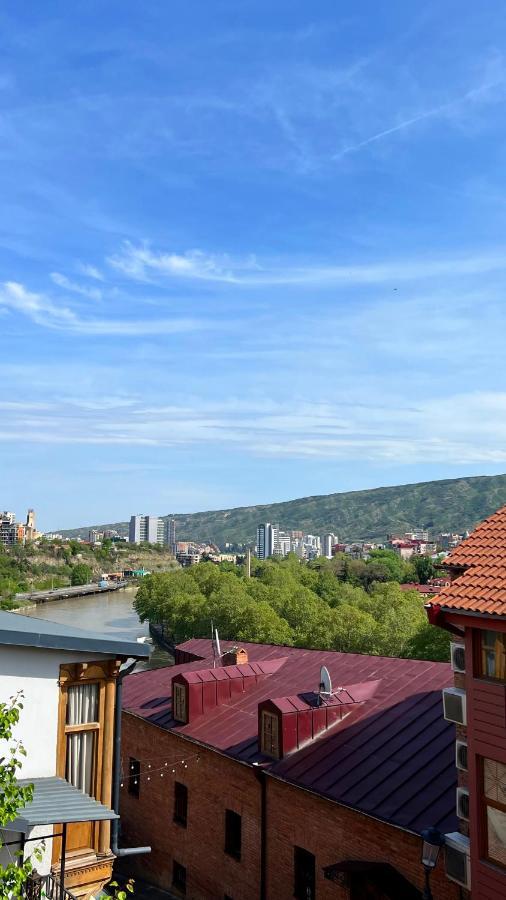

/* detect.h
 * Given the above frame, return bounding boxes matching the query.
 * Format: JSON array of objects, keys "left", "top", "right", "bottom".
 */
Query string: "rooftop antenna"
[
  {"left": 318, "top": 665, "right": 332, "bottom": 705},
  {"left": 212, "top": 626, "right": 222, "bottom": 668}
]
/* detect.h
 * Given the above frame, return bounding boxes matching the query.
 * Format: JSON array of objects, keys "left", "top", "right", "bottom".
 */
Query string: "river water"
[{"left": 23, "top": 587, "right": 172, "bottom": 669}]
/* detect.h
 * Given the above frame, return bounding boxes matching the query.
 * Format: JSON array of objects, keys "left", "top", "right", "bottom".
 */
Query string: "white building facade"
[
  {"left": 0, "top": 612, "right": 149, "bottom": 899},
  {"left": 129, "top": 514, "right": 165, "bottom": 545}
]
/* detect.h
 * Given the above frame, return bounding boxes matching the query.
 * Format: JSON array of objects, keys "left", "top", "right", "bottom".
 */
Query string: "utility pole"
[{"left": 246, "top": 548, "right": 251, "bottom": 578}]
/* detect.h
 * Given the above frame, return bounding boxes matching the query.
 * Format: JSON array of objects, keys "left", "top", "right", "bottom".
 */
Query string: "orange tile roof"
[
  {"left": 444, "top": 504, "right": 506, "bottom": 567},
  {"left": 429, "top": 504, "right": 506, "bottom": 615}
]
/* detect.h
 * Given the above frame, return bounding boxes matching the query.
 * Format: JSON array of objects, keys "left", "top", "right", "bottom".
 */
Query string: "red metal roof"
[
  {"left": 400, "top": 583, "right": 440, "bottom": 595},
  {"left": 123, "top": 638, "right": 456, "bottom": 836},
  {"left": 428, "top": 504, "right": 506, "bottom": 615}
]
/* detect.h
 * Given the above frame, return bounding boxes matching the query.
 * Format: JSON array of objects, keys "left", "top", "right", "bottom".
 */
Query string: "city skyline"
[{"left": 4, "top": 2, "right": 506, "bottom": 528}]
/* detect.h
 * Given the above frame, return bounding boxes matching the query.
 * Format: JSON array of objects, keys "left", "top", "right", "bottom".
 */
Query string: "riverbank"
[
  {"left": 14, "top": 579, "right": 128, "bottom": 603},
  {"left": 21, "top": 587, "right": 173, "bottom": 670}
]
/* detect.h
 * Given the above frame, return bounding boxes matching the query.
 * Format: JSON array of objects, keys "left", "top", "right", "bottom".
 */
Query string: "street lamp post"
[{"left": 420, "top": 827, "right": 445, "bottom": 900}]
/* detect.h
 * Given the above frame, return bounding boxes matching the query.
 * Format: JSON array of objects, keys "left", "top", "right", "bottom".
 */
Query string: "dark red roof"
[{"left": 123, "top": 638, "right": 456, "bottom": 836}]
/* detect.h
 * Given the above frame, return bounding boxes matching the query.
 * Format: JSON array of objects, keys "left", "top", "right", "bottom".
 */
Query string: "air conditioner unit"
[
  {"left": 443, "top": 687, "right": 467, "bottom": 725},
  {"left": 450, "top": 642, "right": 465, "bottom": 674},
  {"left": 456, "top": 787, "right": 470, "bottom": 820},
  {"left": 456, "top": 740, "right": 468, "bottom": 771},
  {"left": 444, "top": 832, "right": 470, "bottom": 889}
]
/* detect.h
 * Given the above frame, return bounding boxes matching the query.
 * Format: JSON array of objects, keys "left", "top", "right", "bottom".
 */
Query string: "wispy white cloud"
[
  {"left": 0, "top": 281, "right": 211, "bottom": 336},
  {"left": 108, "top": 242, "right": 257, "bottom": 283},
  {"left": 77, "top": 262, "right": 104, "bottom": 281},
  {"left": 2, "top": 390, "right": 506, "bottom": 466},
  {"left": 109, "top": 240, "right": 506, "bottom": 287},
  {"left": 50, "top": 271, "right": 102, "bottom": 300}
]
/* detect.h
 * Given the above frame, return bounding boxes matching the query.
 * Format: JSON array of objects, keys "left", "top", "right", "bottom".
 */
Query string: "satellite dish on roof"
[{"left": 319, "top": 665, "right": 332, "bottom": 696}]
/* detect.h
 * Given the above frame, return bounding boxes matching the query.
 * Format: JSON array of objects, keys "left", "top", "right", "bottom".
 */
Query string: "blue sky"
[{"left": 3, "top": 1, "right": 506, "bottom": 530}]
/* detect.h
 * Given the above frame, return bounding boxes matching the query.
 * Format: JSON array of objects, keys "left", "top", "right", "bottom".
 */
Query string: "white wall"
[
  {"left": 0, "top": 645, "right": 115, "bottom": 778},
  {"left": 0, "top": 645, "right": 116, "bottom": 877}
]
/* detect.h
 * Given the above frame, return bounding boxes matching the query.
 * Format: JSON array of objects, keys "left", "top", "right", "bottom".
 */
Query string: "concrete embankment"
[
  {"left": 14, "top": 580, "right": 128, "bottom": 604},
  {"left": 149, "top": 622, "right": 175, "bottom": 654}
]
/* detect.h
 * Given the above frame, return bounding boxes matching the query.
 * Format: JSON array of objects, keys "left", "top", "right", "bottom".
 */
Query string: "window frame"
[
  {"left": 172, "top": 860, "right": 187, "bottom": 895},
  {"left": 174, "top": 781, "right": 188, "bottom": 827},
  {"left": 64, "top": 681, "right": 101, "bottom": 796},
  {"left": 224, "top": 809, "right": 242, "bottom": 861},
  {"left": 481, "top": 756, "right": 506, "bottom": 869},
  {"left": 479, "top": 630, "right": 506, "bottom": 681},
  {"left": 261, "top": 710, "right": 280, "bottom": 759},
  {"left": 173, "top": 682, "right": 187, "bottom": 722},
  {"left": 293, "top": 845, "right": 316, "bottom": 900}
]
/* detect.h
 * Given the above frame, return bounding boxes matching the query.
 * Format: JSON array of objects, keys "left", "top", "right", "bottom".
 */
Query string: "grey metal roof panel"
[
  {"left": 10, "top": 777, "right": 119, "bottom": 831},
  {"left": 0, "top": 610, "right": 150, "bottom": 658}
]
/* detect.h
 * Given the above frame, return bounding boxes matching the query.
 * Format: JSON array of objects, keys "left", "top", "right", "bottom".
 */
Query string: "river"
[{"left": 23, "top": 587, "right": 172, "bottom": 669}]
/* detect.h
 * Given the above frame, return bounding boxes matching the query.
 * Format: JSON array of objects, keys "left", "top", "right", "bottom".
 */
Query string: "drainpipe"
[
  {"left": 111, "top": 659, "right": 151, "bottom": 857},
  {"left": 254, "top": 767, "right": 267, "bottom": 900}
]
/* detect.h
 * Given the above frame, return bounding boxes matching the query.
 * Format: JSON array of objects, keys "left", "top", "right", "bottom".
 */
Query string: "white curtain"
[
  {"left": 67, "top": 684, "right": 98, "bottom": 725},
  {"left": 66, "top": 684, "right": 99, "bottom": 795}
]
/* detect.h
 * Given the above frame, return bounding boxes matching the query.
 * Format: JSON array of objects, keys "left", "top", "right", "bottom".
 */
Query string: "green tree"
[
  {"left": 406, "top": 622, "right": 451, "bottom": 662},
  {"left": 368, "top": 550, "right": 406, "bottom": 582},
  {"left": 0, "top": 694, "right": 37, "bottom": 899},
  {"left": 70, "top": 563, "right": 93, "bottom": 586},
  {"left": 412, "top": 554, "right": 436, "bottom": 585}
]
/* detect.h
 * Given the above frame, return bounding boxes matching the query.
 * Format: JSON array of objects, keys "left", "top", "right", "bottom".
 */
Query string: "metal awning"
[{"left": 8, "top": 777, "right": 119, "bottom": 832}]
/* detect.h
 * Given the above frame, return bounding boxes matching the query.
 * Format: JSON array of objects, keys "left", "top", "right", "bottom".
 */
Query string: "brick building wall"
[
  {"left": 120, "top": 712, "right": 262, "bottom": 899},
  {"left": 121, "top": 712, "right": 460, "bottom": 900},
  {"left": 266, "top": 776, "right": 459, "bottom": 900}
]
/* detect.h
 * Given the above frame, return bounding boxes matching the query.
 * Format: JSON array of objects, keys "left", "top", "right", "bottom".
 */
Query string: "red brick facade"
[{"left": 120, "top": 712, "right": 459, "bottom": 900}]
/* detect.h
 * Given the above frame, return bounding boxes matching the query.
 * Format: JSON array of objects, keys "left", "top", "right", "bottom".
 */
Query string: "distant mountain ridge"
[{"left": 58, "top": 473, "right": 506, "bottom": 546}]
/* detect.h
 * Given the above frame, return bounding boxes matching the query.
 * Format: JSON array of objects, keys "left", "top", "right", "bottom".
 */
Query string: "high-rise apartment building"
[
  {"left": 256, "top": 523, "right": 278, "bottom": 559},
  {"left": 165, "top": 517, "right": 177, "bottom": 552},
  {"left": 273, "top": 531, "right": 291, "bottom": 557},
  {"left": 0, "top": 511, "right": 24, "bottom": 546},
  {"left": 129, "top": 515, "right": 165, "bottom": 545},
  {"left": 322, "top": 532, "right": 338, "bottom": 559}
]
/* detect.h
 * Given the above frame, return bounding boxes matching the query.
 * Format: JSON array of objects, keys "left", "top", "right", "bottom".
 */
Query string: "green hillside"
[{"left": 60, "top": 472, "right": 506, "bottom": 546}]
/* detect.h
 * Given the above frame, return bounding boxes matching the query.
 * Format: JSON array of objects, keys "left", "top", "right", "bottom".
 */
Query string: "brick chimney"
[{"left": 221, "top": 647, "right": 248, "bottom": 667}]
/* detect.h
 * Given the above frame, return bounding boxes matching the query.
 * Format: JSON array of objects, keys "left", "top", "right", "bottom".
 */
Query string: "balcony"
[{"left": 24, "top": 872, "right": 78, "bottom": 900}]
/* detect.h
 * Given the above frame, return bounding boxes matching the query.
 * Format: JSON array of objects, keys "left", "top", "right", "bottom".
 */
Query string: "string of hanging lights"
[{"left": 119, "top": 752, "right": 200, "bottom": 787}]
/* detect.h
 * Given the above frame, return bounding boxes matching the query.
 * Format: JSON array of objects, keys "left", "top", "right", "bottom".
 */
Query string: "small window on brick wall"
[
  {"left": 172, "top": 861, "right": 186, "bottom": 895},
  {"left": 128, "top": 757, "right": 140, "bottom": 798},
  {"left": 294, "top": 846, "right": 315, "bottom": 900},
  {"left": 224, "top": 809, "right": 242, "bottom": 860},
  {"left": 260, "top": 710, "right": 279, "bottom": 758},
  {"left": 484, "top": 757, "right": 506, "bottom": 867},
  {"left": 174, "top": 782, "right": 188, "bottom": 827},
  {"left": 173, "top": 683, "right": 187, "bottom": 722}
]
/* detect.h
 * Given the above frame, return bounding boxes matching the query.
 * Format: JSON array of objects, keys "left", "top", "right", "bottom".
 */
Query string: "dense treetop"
[{"left": 135, "top": 553, "right": 450, "bottom": 662}]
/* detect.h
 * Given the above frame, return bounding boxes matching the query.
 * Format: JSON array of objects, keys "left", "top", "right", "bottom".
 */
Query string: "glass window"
[
  {"left": 294, "top": 846, "right": 315, "bottom": 900},
  {"left": 483, "top": 758, "right": 506, "bottom": 867},
  {"left": 481, "top": 631, "right": 506, "bottom": 680},
  {"left": 65, "top": 683, "right": 99, "bottom": 795},
  {"left": 224, "top": 809, "right": 242, "bottom": 860},
  {"left": 174, "top": 782, "right": 188, "bottom": 826},
  {"left": 488, "top": 807, "right": 506, "bottom": 867},
  {"left": 261, "top": 711, "right": 279, "bottom": 759},
  {"left": 173, "top": 683, "right": 187, "bottom": 722},
  {"left": 172, "top": 861, "right": 186, "bottom": 895}
]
